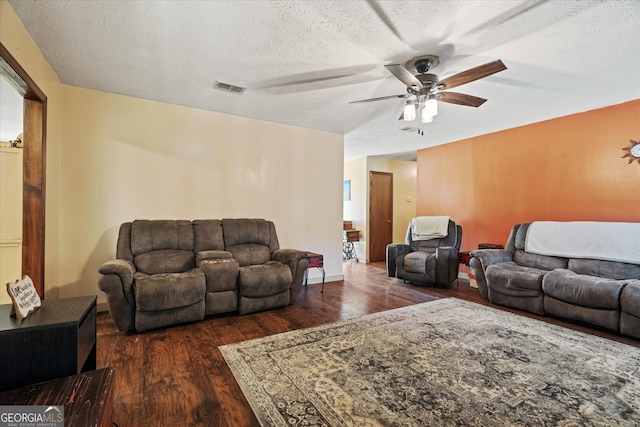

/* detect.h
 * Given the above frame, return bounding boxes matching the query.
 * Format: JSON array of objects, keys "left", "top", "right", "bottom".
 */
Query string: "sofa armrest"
[
  {"left": 469, "top": 249, "right": 513, "bottom": 300},
  {"left": 386, "top": 243, "right": 410, "bottom": 277},
  {"left": 196, "top": 250, "right": 233, "bottom": 266},
  {"left": 470, "top": 249, "right": 513, "bottom": 266},
  {"left": 272, "top": 248, "right": 307, "bottom": 268},
  {"left": 435, "top": 246, "right": 459, "bottom": 287},
  {"left": 99, "top": 259, "right": 135, "bottom": 290},
  {"left": 97, "top": 259, "right": 136, "bottom": 332},
  {"left": 272, "top": 249, "right": 309, "bottom": 303}
]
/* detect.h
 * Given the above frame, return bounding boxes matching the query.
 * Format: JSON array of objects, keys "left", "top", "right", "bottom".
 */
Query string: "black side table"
[{"left": 0, "top": 295, "right": 97, "bottom": 391}]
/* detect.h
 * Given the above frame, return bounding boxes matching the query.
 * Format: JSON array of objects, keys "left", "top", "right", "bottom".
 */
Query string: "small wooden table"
[
  {"left": 304, "top": 252, "right": 325, "bottom": 292},
  {"left": 0, "top": 367, "right": 115, "bottom": 427},
  {"left": 0, "top": 296, "right": 97, "bottom": 392},
  {"left": 458, "top": 251, "right": 471, "bottom": 266},
  {"left": 478, "top": 243, "right": 505, "bottom": 250}
]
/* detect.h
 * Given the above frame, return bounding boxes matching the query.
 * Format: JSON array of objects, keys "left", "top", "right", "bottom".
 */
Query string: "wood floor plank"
[{"left": 96, "top": 261, "right": 639, "bottom": 426}]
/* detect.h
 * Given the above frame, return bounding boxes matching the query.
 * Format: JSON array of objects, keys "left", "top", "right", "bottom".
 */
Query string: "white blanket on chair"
[
  {"left": 410, "top": 216, "right": 450, "bottom": 241},
  {"left": 525, "top": 221, "right": 640, "bottom": 265}
]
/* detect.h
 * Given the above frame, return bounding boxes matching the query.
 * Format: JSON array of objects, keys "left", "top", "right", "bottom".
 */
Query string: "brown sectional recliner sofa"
[
  {"left": 98, "top": 218, "right": 308, "bottom": 332},
  {"left": 470, "top": 222, "right": 640, "bottom": 339}
]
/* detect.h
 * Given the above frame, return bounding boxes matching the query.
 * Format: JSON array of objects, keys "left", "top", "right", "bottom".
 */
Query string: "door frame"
[{"left": 0, "top": 42, "right": 47, "bottom": 297}]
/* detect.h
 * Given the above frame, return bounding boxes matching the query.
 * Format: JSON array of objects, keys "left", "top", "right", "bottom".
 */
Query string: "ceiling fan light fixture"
[
  {"left": 403, "top": 101, "right": 416, "bottom": 121},
  {"left": 424, "top": 98, "right": 438, "bottom": 117},
  {"left": 421, "top": 109, "right": 433, "bottom": 123}
]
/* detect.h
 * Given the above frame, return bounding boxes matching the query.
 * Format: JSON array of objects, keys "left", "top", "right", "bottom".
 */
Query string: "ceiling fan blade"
[
  {"left": 437, "top": 92, "right": 487, "bottom": 107},
  {"left": 384, "top": 64, "right": 423, "bottom": 89},
  {"left": 349, "top": 94, "right": 409, "bottom": 104},
  {"left": 437, "top": 60, "right": 507, "bottom": 90}
]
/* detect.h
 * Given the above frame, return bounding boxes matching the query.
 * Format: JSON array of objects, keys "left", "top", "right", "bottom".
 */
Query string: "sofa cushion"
[
  {"left": 513, "top": 223, "right": 530, "bottom": 251},
  {"left": 621, "top": 281, "right": 640, "bottom": 316},
  {"left": 193, "top": 220, "right": 225, "bottom": 252},
  {"left": 542, "top": 269, "right": 624, "bottom": 310},
  {"left": 134, "top": 249, "right": 195, "bottom": 274},
  {"left": 620, "top": 283, "right": 640, "bottom": 338},
  {"left": 514, "top": 250, "right": 568, "bottom": 270},
  {"left": 544, "top": 296, "right": 620, "bottom": 332},
  {"left": 568, "top": 258, "right": 640, "bottom": 280},
  {"left": 130, "top": 220, "right": 194, "bottom": 255},
  {"left": 403, "top": 251, "right": 435, "bottom": 274},
  {"left": 238, "top": 261, "right": 292, "bottom": 297},
  {"left": 486, "top": 262, "right": 546, "bottom": 296},
  {"left": 200, "top": 258, "right": 239, "bottom": 292},
  {"left": 222, "top": 219, "right": 271, "bottom": 247},
  {"left": 227, "top": 244, "right": 271, "bottom": 267},
  {"left": 134, "top": 268, "right": 205, "bottom": 311}
]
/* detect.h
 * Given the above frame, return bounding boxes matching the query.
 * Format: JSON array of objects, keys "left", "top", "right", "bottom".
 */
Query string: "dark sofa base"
[
  {"left": 489, "top": 291, "right": 544, "bottom": 316},
  {"left": 135, "top": 300, "right": 205, "bottom": 332},
  {"left": 544, "top": 296, "right": 620, "bottom": 332},
  {"left": 620, "top": 312, "right": 640, "bottom": 339},
  {"left": 238, "top": 291, "right": 289, "bottom": 315}
]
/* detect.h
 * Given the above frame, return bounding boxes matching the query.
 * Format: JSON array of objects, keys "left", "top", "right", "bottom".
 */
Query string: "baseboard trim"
[{"left": 304, "top": 274, "right": 343, "bottom": 285}]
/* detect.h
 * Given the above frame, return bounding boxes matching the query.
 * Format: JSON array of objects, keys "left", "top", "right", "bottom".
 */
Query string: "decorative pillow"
[{"left": 6, "top": 275, "right": 41, "bottom": 320}]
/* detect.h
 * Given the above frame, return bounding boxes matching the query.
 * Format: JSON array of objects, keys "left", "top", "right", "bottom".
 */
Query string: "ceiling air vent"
[{"left": 214, "top": 80, "right": 246, "bottom": 94}]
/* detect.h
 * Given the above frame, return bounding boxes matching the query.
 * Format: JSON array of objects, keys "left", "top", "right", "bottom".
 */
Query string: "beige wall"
[
  {"left": 2, "top": 0, "right": 345, "bottom": 303},
  {"left": 344, "top": 157, "right": 416, "bottom": 262},
  {"left": 59, "top": 86, "right": 344, "bottom": 300},
  {"left": 343, "top": 157, "right": 367, "bottom": 260},
  {"left": 367, "top": 158, "right": 417, "bottom": 244}
]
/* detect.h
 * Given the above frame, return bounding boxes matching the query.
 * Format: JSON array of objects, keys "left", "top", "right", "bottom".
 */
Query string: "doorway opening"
[{"left": 0, "top": 42, "right": 47, "bottom": 297}]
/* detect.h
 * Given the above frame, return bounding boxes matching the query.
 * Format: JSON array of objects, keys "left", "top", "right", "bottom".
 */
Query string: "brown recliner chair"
[
  {"left": 98, "top": 220, "right": 207, "bottom": 332},
  {"left": 386, "top": 218, "right": 462, "bottom": 288},
  {"left": 221, "top": 218, "right": 308, "bottom": 315}
]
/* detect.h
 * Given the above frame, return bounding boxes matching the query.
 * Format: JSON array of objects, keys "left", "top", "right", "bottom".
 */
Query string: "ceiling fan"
[{"left": 349, "top": 55, "right": 507, "bottom": 129}]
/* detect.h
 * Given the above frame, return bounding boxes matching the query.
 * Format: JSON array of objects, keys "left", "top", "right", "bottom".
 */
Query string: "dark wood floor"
[{"left": 97, "top": 261, "right": 639, "bottom": 427}]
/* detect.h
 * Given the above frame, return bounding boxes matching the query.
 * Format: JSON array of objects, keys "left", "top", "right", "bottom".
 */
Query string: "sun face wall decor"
[{"left": 622, "top": 140, "right": 640, "bottom": 166}]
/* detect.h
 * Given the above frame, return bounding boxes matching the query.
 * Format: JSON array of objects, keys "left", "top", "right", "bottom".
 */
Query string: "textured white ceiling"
[{"left": 7, "top": 0, "right": 640, "bottom": 160}]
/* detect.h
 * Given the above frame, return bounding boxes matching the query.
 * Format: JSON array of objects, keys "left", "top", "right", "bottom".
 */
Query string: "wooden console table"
[
  {"left": 0, "top": 296, "right": 97, "bottom": 391},
  {"left": 0, "top": 367, "right": 115, "bottom": 427}
]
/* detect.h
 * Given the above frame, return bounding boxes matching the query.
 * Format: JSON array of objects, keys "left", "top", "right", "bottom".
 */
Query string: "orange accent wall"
[{"left": 416, "top": 99, "right": 640, "bottom": 255}]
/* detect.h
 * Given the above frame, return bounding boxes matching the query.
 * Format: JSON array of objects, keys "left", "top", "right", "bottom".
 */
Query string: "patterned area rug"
[{"left": 219, "top": 298, "right": 640, "bottom": 426}]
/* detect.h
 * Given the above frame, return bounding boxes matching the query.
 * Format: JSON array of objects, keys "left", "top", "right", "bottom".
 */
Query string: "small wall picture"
[{"left": 343, "top": 180, "right": 351, "bottom": 201}]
